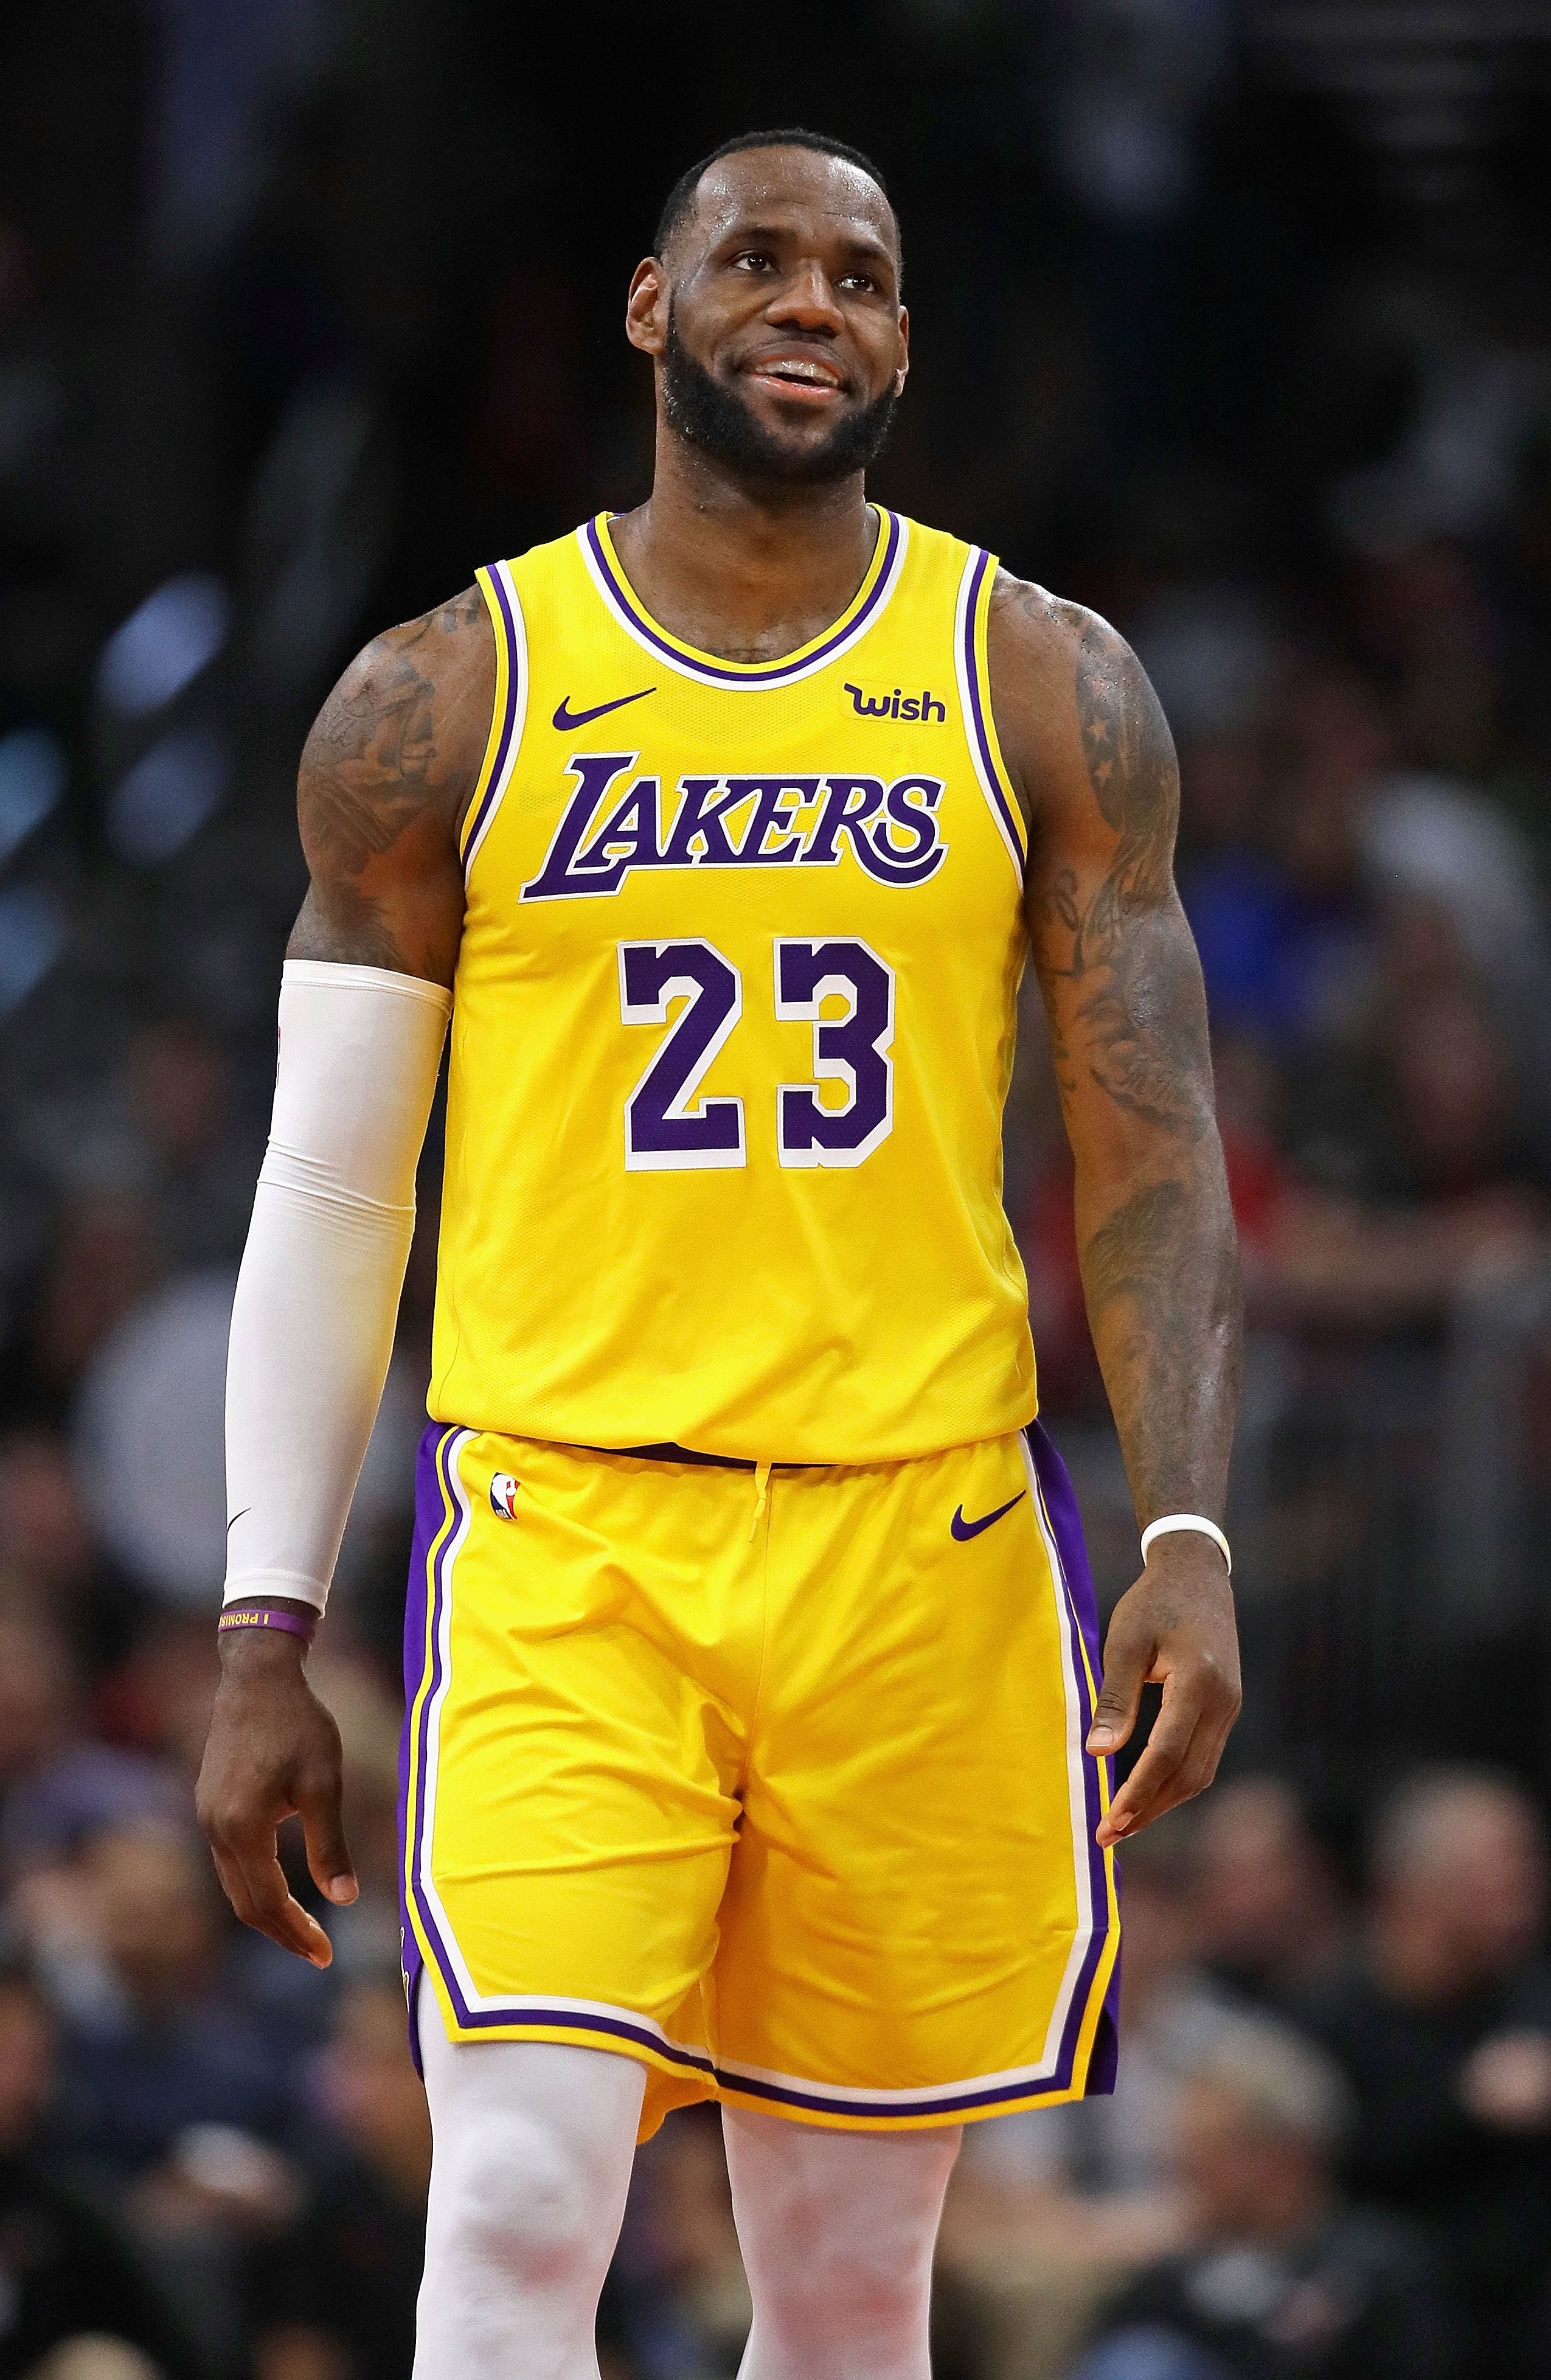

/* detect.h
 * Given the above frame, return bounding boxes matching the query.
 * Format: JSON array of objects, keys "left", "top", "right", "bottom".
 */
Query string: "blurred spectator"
[
  {"left": 1188, "top": 1778, "right": 1348, "bottom": 2011},
  {"left": 125, "top": 1020, "right": 261, "bottom": 1272},
  {"left": 43, "top": 1826, "right": 299, "bottom": 2198},
  {"left": 246, "top": 1976, "right": 429, "bottom": 2380},
  {"left": 1173, "top": 664, "right": 1393, "bottom": 1063},
  {"left": 1349, "top": 542, "right": 1499, "bottom": 781},
  {"left": 609, "top": 2105, "right": 750, "bottom": 2379},
  {"left": 92, "top": 1620, "right": 217, "bottom": 1787},
  {"left": 71, "top": 1272, "right": 235, "bottom": 1612},
  {"left": 0, "top": 1430, "right": 158, "bottom": 1674},
  {"left": 1293, "top": 1769, "right": 1551, "bottom": 2379},
  {"left": 0, "top": 1616, "right": 180, "bottom": 1883},
  {"left": 1175, "top": 725, "right": 1291, "bottom": 1047},
  {"left": 0, "top": 1202, "right": 161, "bottom": 1437},
  {"left": 1069, "top": 2013, "right": 1454, "bottom": 2380},
  {"left": 1261, "top": 962, "right": 1548, "bottom": 1340},
  {"left": 0, "top": 1959, "right": 201, "bottom": 2379}
]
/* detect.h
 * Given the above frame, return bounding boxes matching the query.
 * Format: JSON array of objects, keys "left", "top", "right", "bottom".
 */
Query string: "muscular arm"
[
  {"left": 990, "top": 576, "right": 1241, "bottom": 1842},
  {"left": 198, "top": 590, "right": 493, "bottom": 1964},
  {"left": 288, "top": 583, "right": 493, "bottom": 979}
]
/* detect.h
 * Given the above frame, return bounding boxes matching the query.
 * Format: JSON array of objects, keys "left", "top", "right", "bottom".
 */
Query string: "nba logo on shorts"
[{"left": 490, "top": 1472, "right": 519, "bottom": 1519}]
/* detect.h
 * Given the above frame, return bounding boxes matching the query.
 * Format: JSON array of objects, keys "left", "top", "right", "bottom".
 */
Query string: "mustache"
[{"left": 661, "top": 305, "right": 898, "bottom": 487}]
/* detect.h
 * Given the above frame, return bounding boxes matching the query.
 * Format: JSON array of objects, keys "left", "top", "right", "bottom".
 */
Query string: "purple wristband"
[{"left": 217, "top": 1605, "right": 318, "bottom": 1647}]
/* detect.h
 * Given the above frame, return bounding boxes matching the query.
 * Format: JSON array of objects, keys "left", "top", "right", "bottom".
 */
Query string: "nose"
[{"left": 766, "top": 259, "right": 844, "bottom": 334}]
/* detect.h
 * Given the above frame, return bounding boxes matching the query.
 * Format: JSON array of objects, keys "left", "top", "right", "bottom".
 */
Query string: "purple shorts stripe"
[
  {"left": 961, "top": 546, "right": 1027, "bottom": 878},
  {"left": 431, "top": 2000, "right": 717, "bottom": 2078},
  {"left": 404, "top": 1428, "right": 473, "bottom": 2037},
  {"left": 583, "top": 511, "right": 900, "bottom": 688},
  {"left": 460, "top": 566, "right": 521, "bottom": 866},
  {"left": 715, "top": 2063, "right": 1088, "bottom": 2122},
  {"left": 398, "top": 1421, "right": 461, "bottom": 2070},
  {"left": 1027, "top": 1419, "right": 1122, "bottom": 2095}
]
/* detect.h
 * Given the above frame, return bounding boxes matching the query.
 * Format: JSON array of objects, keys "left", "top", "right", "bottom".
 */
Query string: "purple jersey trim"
[
  {"left": 460, "top": 566, "right": 522, "bottom": 868},
  {"left": 582, "top": 510, "right": 901, "bottom": 689},
  {"left": 960, "top": 546, "right": 1027, "bottom": 880}
]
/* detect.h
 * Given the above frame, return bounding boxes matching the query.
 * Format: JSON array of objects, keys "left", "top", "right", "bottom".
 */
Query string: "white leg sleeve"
[
  {"left": 415, "top": 1994, "right": 644, "bottom": 2380},
  {"left": 724, "top": 2106, "right": 961, "bottom": 2380},
  {"left": 223, "top": 959, "right": 451, "bottom": 1615}
]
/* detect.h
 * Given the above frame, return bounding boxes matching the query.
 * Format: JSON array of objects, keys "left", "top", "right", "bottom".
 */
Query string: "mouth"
[{"left": 739, "top": 350, "right": 848, "bottom": 406}]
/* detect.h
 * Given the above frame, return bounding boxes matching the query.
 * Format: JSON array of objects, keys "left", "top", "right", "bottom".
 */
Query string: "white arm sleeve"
[{"left": 223, "top": 959, "right": 452, "bottom": 1615}]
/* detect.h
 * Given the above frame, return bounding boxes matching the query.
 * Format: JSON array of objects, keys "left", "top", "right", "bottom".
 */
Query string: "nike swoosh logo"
[
  {"left": 226, "top": 1508, "right": 251, "bottom": 1536},
  {"left": 950, "top": 1491, "right": 1026, "bottom": 1543},
  {"left": 552, "top": 687, "right": 655, "bottom": 732}
]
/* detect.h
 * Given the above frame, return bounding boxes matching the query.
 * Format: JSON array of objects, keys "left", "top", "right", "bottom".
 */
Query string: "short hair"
[
  {"left": 1369, "top": 1764, "right": 1541, "bottom": 1888},
  {"left": 1183, "top": 2013, "right": 1353, "bottom": 2157},
  {"left": 653, "top": 127, "right": 894, "bottom": 263}
]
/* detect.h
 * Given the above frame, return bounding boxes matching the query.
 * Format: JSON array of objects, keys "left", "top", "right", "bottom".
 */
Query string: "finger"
[
  {"left": 1095, "top": 1681, "right": 1202, "bottom": 1843},
  {"left": 1087, "top": 1604, "right": 1153, "bottom": 1756},
  {"left": 220, "top": 1821, "right": 335, "bottom": 1966},
  {"left": 297, "top": 1766, "right": 358, "bottom": 1908},
  {"left": 208, "top": 1841, "right": 260, "bottom": 1930},
  {"left": 1098, "top": 1704, "right": 1227, "bottom": 1845}
]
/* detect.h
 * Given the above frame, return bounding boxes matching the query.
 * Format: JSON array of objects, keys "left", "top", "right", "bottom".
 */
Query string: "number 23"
[{"left": 618, "top": 938, "right": 895, "bottom": 1172}]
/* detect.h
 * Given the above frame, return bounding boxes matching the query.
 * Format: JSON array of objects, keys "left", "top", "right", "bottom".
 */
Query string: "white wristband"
[{"left": 1140, "top": 1514, "right": 1232, "bottom": 1574}]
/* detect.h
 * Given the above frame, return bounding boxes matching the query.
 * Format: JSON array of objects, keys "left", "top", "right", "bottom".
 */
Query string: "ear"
[
  {"left": 626, "top": 258, "right": 668, "bottom": 358},
  {"left": 893, "top": 305, "right": 910, "bottom": 398}
]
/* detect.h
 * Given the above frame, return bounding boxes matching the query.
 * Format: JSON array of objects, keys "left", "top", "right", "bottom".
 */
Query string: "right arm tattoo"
[{"left": 288, "top": 587, "right": 489, "bottom": 984}]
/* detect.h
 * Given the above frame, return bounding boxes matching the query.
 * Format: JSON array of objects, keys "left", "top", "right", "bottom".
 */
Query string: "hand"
[
  {"left": 196, "top": 1626, "right": 358, "bottom": 1965},
  {"left": 1087, "top": 1534, "right": 1240, "bottom": 1848}
]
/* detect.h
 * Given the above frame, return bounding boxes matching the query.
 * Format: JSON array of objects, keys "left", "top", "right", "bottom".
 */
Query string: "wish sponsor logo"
[
  {"left": 844, "top": 683, "right": 946, "bottom": 723},
  {"left": 521, "top": 754, "right": 948, "bottom": 899}
]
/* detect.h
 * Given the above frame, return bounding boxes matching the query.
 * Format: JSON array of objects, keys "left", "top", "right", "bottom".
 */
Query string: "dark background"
[{"left": 2, "top": 4, "right": 1551, "bottom": 2378}]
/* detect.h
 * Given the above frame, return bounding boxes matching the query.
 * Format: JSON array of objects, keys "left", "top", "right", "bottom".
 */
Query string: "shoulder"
[
  {"left": 309, "top": 585, "right": 494, "bottom": 775},
  {"left": 987, "top": 568, "right": 1169, "bottom": 740},
  {"left": 985, "top": 568, "right": 1176, "bottom": 835},
  {"left": 300, "top": 583, "right": 496, "bottom": 846},
  {"left": 986, "top": 566, "right": 1094, "bottom": 663}
]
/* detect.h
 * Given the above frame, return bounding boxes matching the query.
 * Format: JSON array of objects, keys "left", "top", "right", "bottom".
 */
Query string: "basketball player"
[{"left": 198, "top": 130, "right": 1240, "bottom": 2379}]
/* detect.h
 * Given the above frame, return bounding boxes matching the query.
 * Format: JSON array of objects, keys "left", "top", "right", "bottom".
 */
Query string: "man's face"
[{"left": 628, "top": 147, "right": 909, "bottom": 486}]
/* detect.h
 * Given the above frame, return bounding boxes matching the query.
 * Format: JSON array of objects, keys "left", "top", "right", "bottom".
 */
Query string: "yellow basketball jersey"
[{"left": 428, "top": 508, "right": 1036, "bottom": 1463}]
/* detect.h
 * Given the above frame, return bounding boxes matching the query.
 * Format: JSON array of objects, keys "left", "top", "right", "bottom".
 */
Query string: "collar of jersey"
[{"left": 578, "top": 507, "right": 907, "bottom": 691}]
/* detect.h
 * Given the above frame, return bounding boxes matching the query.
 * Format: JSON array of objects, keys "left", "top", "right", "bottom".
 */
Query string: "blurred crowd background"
[{"left": 2, "top": 0, "right": 1551, "bottom": 2375}]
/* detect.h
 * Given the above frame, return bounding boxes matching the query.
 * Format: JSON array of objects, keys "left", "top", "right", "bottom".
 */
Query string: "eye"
[
  {"left": 839, "top": 272, "right": 879, "bottom": 294},
  {"left": 730, "top": 249, "right": 774, "bottom": 273}
]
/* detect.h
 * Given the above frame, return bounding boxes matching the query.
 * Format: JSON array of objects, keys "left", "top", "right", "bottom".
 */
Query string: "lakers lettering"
[{"left": 521, "top": 756, "right": 948, "bottom": 899}]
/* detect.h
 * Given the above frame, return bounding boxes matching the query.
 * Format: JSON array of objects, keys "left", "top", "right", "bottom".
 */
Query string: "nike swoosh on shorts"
[
  {"left": 949, "top": 1491, "right": 1026, "bottom": 1542},
  {"left": 552, "top": 687, "right": 655, "bottom": 731}
]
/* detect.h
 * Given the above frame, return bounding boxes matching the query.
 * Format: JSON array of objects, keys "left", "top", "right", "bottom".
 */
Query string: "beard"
[{"left": 661, "top": 303, "right": 898, "bottom": 487}]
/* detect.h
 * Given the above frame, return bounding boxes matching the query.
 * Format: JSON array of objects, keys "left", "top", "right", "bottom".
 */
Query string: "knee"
[
  {"left": 431, "top": 2113, "right": 611, "bottom": 2298},
  {"left": 746, "top": 2168, "right": 940, "bottom": 2333}
]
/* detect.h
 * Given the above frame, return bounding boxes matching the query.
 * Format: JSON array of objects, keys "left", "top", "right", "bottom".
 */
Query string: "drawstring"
[{"left": 749, "top": 1460, "right": 772, "bottom": 1539}]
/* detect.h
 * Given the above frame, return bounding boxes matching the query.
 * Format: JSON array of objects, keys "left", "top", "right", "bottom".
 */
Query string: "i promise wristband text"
[{"left": 217, "top": 1606, "right": 319, "bottom": 1648}]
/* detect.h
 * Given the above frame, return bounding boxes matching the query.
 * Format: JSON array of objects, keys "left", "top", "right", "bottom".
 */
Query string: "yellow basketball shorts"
[{"left": 398, "top": 1421, "right": 1119, "bottom": 2139}]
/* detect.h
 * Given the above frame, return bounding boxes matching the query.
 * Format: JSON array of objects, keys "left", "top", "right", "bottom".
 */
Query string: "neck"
[{"left": 609, "top": 425, "right": 877, "bottom": 664}]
